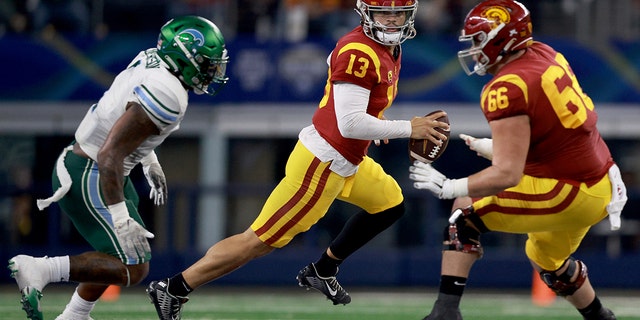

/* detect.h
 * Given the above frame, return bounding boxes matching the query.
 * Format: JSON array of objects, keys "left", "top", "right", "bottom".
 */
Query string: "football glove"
[
  {"left": 606, "top": 164, "right": 627, "bottom": 230},
  {"left": 109, "top": 202, "right": 154, "bottom": 261},
  {"left": 459, "top": 133, "right": 493, "bottom": 160},
  {"left": 409, "top": 161, "right": 469, "bottom": 199},
  {"left": 143, "top": 162, "right": 167, "bottom": 206}
]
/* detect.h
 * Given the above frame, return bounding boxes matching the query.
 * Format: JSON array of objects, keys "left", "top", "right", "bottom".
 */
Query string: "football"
[{"left": 409, "top": 110, "right": 450, "bottom": 163}]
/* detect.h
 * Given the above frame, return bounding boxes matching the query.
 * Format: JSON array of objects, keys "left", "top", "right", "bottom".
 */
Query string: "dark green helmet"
[{"left": 157, "top": 16, "right": 229, "bottom": 95}]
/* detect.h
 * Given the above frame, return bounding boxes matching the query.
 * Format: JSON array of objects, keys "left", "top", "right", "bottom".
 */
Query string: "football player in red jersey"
[
  {"left": 409, "top": 1, "right": 627, "bottom": 319},
  {"left": 146, "top": 1, "right": 449, "bottom": 319}
]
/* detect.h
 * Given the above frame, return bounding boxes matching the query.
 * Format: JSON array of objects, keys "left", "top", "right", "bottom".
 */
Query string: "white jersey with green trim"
[{"left": 75, "top": 48, "right": 188, "bottom": 175}]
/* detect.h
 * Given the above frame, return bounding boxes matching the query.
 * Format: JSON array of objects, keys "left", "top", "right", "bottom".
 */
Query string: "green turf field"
[{"left": 1, "top": 285, "right": 638, "bottom": 320}]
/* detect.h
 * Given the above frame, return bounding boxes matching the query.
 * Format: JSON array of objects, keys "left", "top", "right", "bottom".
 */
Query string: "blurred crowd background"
[
  {"left": 0, "top": 0, "right": 639, "bottom": 41},
  {"left": 1, "top": 0, "right": 639, "bottom": 288}
]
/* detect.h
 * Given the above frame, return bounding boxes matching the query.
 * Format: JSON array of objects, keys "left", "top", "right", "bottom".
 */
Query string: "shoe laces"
[
  {"left": 324, "top": 276, "right": 343, "bottom": 292},
  {"left": 157, "top": 288, "right": 186, "bottom": 317},
  {"left": 309, "top": 265, "right": 343, "bottom": 292}
]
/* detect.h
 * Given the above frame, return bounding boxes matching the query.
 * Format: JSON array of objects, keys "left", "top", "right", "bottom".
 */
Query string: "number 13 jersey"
[{"left": 312, "top": 26, "right": 401, "bottom": 166}]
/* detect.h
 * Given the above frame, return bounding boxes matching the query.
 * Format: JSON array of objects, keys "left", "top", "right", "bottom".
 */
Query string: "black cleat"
[
  {"left": 146, "top": 279, "right": 189, "bottom": 320},
  {"left": 593, "top": 307, "right": 616, "bottom": 320},
  {"left": 296, "top": 263, "right": 351, "bottom": 305}
]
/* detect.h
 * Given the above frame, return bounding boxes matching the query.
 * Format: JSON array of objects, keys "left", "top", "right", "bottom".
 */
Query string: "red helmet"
[
  {"left": 356, "top": 0, "right": 419, "bottom": 45},
  {"left": 458, "top": 0, "right": 533, "bottom": 76}
]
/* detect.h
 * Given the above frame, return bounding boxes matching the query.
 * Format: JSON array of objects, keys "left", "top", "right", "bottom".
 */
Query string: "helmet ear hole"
[{"left": 176, "top": 59, "right": 190, "bottom": 75}]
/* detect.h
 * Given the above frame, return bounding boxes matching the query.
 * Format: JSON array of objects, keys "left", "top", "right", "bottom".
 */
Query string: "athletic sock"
[
  {"left": 430, "top": 275, "right": 466, "bottom": 311},
  {"left": 59, "top": 287, "right": 96, "bottom": 319},
  {"left": 313, "top": 252, "right": 342, "bottom": 277},
  {"left": 168, "top": 273, "right": 193, "bottom": 297},
  {"left": 439, "top": 275, "right": 467, "bottom": 296},
  {"left": 579, "top": 296, "right": 606, "bottom": 320},
  {"left": 46, "top": 255, "right": 70, "bottom": 283}
]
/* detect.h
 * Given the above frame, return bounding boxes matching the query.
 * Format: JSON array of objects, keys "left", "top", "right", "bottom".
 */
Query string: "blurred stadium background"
[{"left": 1, "top": 0, "right": 639, "bottom": 296}]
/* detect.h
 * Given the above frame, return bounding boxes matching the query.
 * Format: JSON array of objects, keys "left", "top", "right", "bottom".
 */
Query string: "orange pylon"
[
  {"left": 532, "top": 270, "right": 556, "bottom": 307},
  {"left": 101, "top": 285, "right": 121, "bottom": 302}
]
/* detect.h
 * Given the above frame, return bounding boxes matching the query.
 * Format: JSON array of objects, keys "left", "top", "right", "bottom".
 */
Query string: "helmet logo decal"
[
  {"left": 177, "top": 28, "right": 205, "bottom": 47},
  {"left": 481, "top": 6, "right": 510, "bottom": 29}
]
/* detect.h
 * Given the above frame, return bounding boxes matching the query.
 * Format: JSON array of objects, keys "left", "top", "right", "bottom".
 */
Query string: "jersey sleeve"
[
  {"left": 330, "top": 41, "right": 382, "bottom": 90},
  {"left": 480, "top": 73, "right": 529, "bottom": 122},
  {"left": 132, "top": 72, "right": 187, "bottom": 134}
]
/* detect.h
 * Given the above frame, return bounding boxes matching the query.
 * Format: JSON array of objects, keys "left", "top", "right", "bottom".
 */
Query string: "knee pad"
[
  {"left": 539, "top": 257, "right": 588, "bottom": 296},
  {"left": 443, "top": 206, "right": 489, "bottom": 257}
]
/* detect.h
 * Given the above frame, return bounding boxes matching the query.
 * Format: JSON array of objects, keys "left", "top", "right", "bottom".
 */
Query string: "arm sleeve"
[{"left": 333, "top": 82, "right": 411, "bottom": 140}]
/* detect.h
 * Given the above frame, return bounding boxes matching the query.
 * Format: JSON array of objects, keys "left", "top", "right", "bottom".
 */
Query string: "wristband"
[
  {"left": 108, "top": 201, "right": 129, "bottom": 224},
  {"left": 451, "top": 177, "right": 469, "bottom": 198}
]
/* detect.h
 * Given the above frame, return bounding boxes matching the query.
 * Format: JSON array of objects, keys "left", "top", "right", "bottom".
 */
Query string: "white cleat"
[
  {"left": 8, "top": 255, "right": 50, "bottom": 291},
  {"left": 8, "top": 255, "right": 52, "bottom": 320}
]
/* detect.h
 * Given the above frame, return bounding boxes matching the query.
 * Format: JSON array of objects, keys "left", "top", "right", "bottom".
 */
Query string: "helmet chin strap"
[
  {"left": 173, "top": 35, "right": 203, "bottom": 87},
  {"left": 479, "top": 37, "right": 517, "bottom": 75},
  {"left": 474, "top": 25, "right": 516, "bottom": 76},
  {"left": 474, "top": 63, "right": 487, "bottom": 76},
  {"left": 173, "top": 36, "right": 199, "bottom": 70}
]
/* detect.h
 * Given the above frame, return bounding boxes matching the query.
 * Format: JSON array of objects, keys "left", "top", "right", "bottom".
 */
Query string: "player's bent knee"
[
  {"left": 125, "top": 263, "right": 150, "bottom": 287},
  {"left": 443, "top": 206, "right": 489, "bottom": 257},
  {"left": 539, "top": 257, "right": 588, "bottom": 296}
]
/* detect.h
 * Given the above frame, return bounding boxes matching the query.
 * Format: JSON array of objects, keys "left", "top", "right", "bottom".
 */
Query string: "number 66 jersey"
[{"left": 479, "top": 41, "right": 613, "bottom": 186}]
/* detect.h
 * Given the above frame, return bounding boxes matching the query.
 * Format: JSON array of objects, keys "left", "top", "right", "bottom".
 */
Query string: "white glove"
[
  {"left": 141, "top": 152, "right": 167, "bottom": 206},
  {"left": 606, "top": 164, "right": 627, "bottom": 230},
  {"left": 109, "top": 202, "right": 155, "bottom": 261},
  {"left": 143, "top": 163, "right": 167, "bottom": 206},
  {"left": 459, "top": 133, "right": 493, "bottom": 160},
  {"left": 409, "top": 161, "right": 469, "bottom": 199}
]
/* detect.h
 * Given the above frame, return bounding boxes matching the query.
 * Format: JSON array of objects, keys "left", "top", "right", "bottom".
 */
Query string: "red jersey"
[
  {"left": 480, "top": 42, "right": 613, "bottom": 185},
  {"left": 312, "top": 26, "right": 401, "bottom": 165}
]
